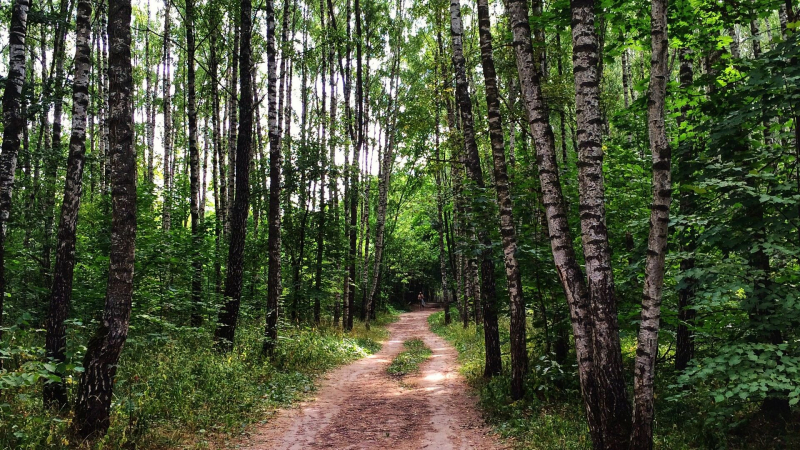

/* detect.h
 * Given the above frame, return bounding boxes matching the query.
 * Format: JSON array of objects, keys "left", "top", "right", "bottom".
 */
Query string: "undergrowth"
[
  {"left": 0, "top": 311, "right": 397, "bottom": 449},
  {"left": 386, "top": 338, "right": 432, "bottom": 377},
  {"left": 427, "top": 310, "right": 703, "bottom": 450}
]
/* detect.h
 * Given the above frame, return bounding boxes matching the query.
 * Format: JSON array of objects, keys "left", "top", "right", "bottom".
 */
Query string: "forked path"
[{"left": 235, "top": 310, "right": 505, "bottom": 449}]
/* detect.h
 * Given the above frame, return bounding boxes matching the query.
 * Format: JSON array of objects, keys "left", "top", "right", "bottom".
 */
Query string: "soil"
[{"left": 226, "top": 309, "right": 506, "bottom": 449}]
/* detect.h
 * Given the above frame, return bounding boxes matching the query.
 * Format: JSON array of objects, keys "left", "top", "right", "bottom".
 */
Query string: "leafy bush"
[{"left": 427, "top": 310, "right": 705, "bottom": 450}]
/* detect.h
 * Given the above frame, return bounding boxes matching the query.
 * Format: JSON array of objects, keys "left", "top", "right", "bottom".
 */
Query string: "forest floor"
[{"left": 224, "top": 309, "right": 506, "bottom": 449}]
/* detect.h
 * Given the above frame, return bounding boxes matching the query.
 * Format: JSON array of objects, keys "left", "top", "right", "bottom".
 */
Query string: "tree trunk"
[
  {"left": 630, "top": 0, "right": 670, "bottom": 447},
  {"left": 161, "top": 1, "right": 172, "bottom": 231},
  {"left": 187, "top": 0, "right": 203, "bottom": 327},
  {"left": 145, "top": 1, "right": 155, "bottom": 185},
  {"left": 74, "top": 0, "right": 136, "bottom": 436},
  {"left": 264, "top": 0, "right": 282, "bottom": 355},
  {"left": 449, "top": 0, "right": 502, "bottom": 378},
  {"left": 622, "top": 48, "right": 632, "bottom": 109},
  {"left": 505, "top": 0, "right": 604, "bottom": 444},
  {"left": 0, "top": 0, "right": 29, "bottom": 364},
  {"left": 434, "top": 16, "right": 451, "bottom": 325},
  {"left": 214, "top": 0, "right": 254, "bottom": 352},
  {"left": 41, "top": 0, "right": 71, "bottom": 285},
  {"left": 201, "top": 118, "right": 209, "bottom": 223},
  {"left": 226, "top": 25, "right": 240, "bottom": 236},
  {"left": 210, "top": 31, "right": 224, "bottom": 294},
  {"left": 675, "top": 48, "right": 696, "bottom": 372},
  {"left": 44, "top": 0, "right": 92, "bottom": 408},
  {"left": 475, "top": 0, "right": 527, "bottom": 398},
  {"left": 366, "top": 80, "right": 398, "bottom": 331},
  {"left": 570, "top": 1, "right": 632, "bottom": 446}
]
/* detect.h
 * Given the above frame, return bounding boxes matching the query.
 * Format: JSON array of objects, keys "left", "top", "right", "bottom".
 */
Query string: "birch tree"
[
  {"left": 74, "top": 0, "right": 136, "bottom": 435},
  {"left": 44, "top": 0, "right": 92, "bottom": 409}
]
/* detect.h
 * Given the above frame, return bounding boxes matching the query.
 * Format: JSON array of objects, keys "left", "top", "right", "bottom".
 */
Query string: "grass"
[
  {"left": 0, "top": 311, "right": 398, "bottom": 449},
  {"left": 427, "top": 310, "right": 704, "bottom": 450},
  {"left": 386, "top": 338, "right": 432, "bottom": 377}
]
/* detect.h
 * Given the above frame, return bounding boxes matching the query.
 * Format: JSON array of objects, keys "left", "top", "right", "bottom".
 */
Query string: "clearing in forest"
[{"left": 229, "top": 309, "right": 505, "bottom": 449}]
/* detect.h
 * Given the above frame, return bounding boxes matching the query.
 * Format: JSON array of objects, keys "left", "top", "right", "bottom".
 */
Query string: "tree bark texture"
[
  {"left": 187, "top": 0, "right": 203, "bottom": 327},
  {"left": 75, "top": 0, "right": 136, "bottom": 436},
  {"left": 161, "top": 1, "right": 172, "bottom": 231},
  {"left": 226, "top": 25, "right": 240, "bottom": 236},
  {"left": 505, "top": 0, "right": 603, "bottom": 444},
  {"left": 449, "top": 0, "right": 502, "bottom": 378},
  {"left": 264, "top": 0, "right": 282, "bottom": 355},
  {"left": 0, "top": 0, "right": 29, "bottom": 364},
  {"left": 44, "top": 0, "right": 92, "bottom": 408},
  {"left": 41, "top": 0, "right": 71, "bottom": 284},
  {"left": 631, "top": 0, "right": 671, "bottom": 447},
  {"left": 570, "top": 1, "right": 632, "bottom": 447},
  {"left": 215, "top": 0, "right": 254, "bottom": 352},
  {"left": 476, "top": 0, "right": 526, "bottom": 398}
]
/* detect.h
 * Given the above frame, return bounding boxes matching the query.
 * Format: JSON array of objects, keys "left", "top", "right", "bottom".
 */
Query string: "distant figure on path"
[{"left": 418, "top": 292, "right": 426, "bottom": 309}]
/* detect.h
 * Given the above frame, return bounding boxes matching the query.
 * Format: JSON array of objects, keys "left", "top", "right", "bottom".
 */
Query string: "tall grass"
[
  {"left": 427, "top": 311, "right": 703, "bottom": 450},
  {"left": 0, "top": 312, "right": 396, "bottom": 449}
]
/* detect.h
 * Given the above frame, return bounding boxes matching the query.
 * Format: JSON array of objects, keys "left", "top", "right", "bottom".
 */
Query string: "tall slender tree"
[
  {"left": 161, "top": 1, "right": 173, "bottom": 230},
  {"left": 570, "top": 1, "right": 631, "bottom": 446},
  {"left": 187, "top": 0, "right": 203, "bottom": 326},
  {"left": 448, "top": 0, "right": 502, "bottom": 377},
  {"left": 631, "top": 0, "right": 671, "bottom": 446},
  {"left": 44, "top": 0, "right": 93, "bottom": 408},
  {"left": 505, "top": 0, "right": 602, "bottom": 444},
  {"left": 215, "top": 0, "right": 254, "bottom": 351},
  {"left": 366, "top": 49, "right": 400, "bottom": 331},
  {"left": 264, "top": 0, "right": 282, "bottom": 355},
  {"left": 74, "top": 0, "right": 136, "bottom": 436},
  {"left": 475, "top": 0, "right": 526, "bottom": 399},
  {"left": 0, "top": 0, "right": 29, "bottom": 364}
]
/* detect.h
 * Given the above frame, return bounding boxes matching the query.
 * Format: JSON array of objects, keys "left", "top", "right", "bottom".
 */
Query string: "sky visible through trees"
[{"left": 0, "top": 0, "right": 799, "bottom": 447}]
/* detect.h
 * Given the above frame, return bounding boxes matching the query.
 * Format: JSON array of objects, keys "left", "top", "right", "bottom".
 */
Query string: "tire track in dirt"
[{"left": 229, "top": 309, "right": 505, "bottom": 449}]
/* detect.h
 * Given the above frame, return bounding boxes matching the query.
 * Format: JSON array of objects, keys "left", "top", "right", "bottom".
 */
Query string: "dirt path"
[{"left": 232, "top": 309, "right": 505, "bottom": 450}]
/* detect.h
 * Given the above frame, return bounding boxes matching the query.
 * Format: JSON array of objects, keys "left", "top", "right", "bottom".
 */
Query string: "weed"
[
  {"left": 386, "top": 338, "right": 432, "bottom": 377},
  {"left": 0, "top": 311, "right": 397, "bottom": 449}
]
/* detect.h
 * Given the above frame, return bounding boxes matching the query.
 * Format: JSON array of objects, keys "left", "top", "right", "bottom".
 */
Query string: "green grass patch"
[
  {"left": 0, "top": 311, "right": 398, "bottom": 449},
  {"left": 386, "top": 338, "right": 432, "bottom": 377}
]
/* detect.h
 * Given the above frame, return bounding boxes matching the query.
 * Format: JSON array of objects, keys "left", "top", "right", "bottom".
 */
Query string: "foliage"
[{"left": 0, "top": 312, "right": 395, "bottom": 449}]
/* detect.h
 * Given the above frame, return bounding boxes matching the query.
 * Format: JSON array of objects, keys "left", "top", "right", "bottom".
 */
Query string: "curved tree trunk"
[
  {"left": 74, "top": 0, "right": 136, "bottom": 436},
  {"left": 448, "top": 0, "right": 501, "bottom": 378},
  {"left": 505, "top": 0, "right": 603, "bottom": 444},
  {"left": 631, "top": 0, "right": 671, "bottom": 447},
  {"left": 44, "top": 0, "right": 92, "bottom": 408},
  {"left": 475, "top": 0, "right": 526, "bottom": 398}
]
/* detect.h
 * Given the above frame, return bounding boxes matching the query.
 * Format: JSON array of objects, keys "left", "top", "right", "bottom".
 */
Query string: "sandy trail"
[{"left": 231, "top": 309, "right": 505, "bottom": 450}]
